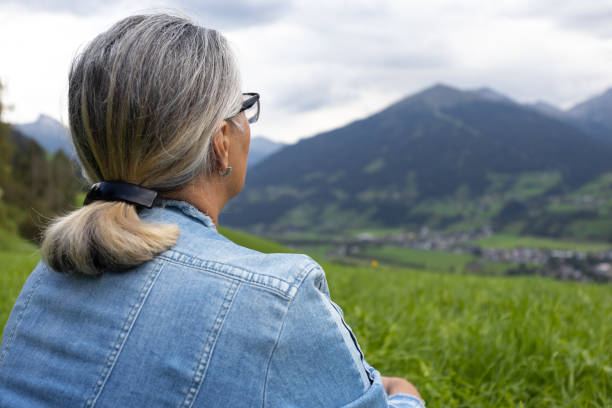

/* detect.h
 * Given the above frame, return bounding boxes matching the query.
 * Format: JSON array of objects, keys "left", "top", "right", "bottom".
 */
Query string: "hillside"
[
  {"left": 14, "top": 114, "right": 75, "bottom": 157},
  {"left": 223, "top": 84, "right": 612, "bottom": 240},
  {"left": 247, "top": 136, "right": 286, "bottom": 168},
  {"left": 2, "top": 227, "right": 610, "bottom": 407},
  {"left": 567, "top": 88, "right": 612, "bottom": 142}
]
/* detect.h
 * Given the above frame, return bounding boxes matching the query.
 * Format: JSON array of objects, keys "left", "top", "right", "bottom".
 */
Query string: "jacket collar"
[{"left": 150, "top": 198, "right": 217, "bottom": 230}]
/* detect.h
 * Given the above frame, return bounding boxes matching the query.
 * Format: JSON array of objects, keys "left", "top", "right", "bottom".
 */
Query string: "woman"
[{"left": 0, "top": 13, "right": 425, "bottom": 408}]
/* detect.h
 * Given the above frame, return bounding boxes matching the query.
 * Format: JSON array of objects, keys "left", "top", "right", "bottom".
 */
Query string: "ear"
[{"left": 211, "top": 120, "right": 231, "bottom": 172}]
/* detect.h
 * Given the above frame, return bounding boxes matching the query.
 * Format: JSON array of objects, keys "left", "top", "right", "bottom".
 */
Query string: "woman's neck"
[{"left": 160, "top": 176, "right": 230, "bottom": 228}]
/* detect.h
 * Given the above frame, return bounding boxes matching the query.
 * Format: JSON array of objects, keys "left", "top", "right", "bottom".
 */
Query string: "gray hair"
[{"left": 41, "top": 13, "right": 243, "bottom": 275}]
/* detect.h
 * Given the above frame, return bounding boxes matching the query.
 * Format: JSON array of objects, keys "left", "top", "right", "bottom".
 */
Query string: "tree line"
[{"left": 0, "top": 82, "right": 84, "bottom": 245}]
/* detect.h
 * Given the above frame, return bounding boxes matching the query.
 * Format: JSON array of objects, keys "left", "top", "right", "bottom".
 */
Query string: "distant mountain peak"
[
  {"left": 568, "top": 87, "right": 612, "bottom": 132},
  {"left": 36, "top": 113, "right": 64, "bottom": 126},
  {"left": 14, "top": 114, "right": 74, "bottom": 157},
  {"left": 412, "top": 83, "right": 463, "bottom": 101},
  {"left": 388, "top": 83, "right": 514, "bottom": 113},
  {"left": 471, "top": 87, "right": 515, "bottom": 104},
  {"left": 248, "top": 136, "right": 287, "bottom": 168},
  {"left": 225, "top": 82, "right": 612, "bottom": 233},
  {"left": 526, "top": 101, "right": 566, "bottom": 120}
]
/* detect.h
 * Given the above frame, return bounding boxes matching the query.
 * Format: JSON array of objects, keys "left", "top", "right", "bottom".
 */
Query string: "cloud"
[
  {"left": 1, "top": 0, "right": 612, "bottom": 143},
  {"left": 176, "top": 0, "right": 292, "bottom": 29},
  {"left": 515, "top": 0, "right": 612, "bottom": 39},
  {"left": 0, "top": 0, "right": 292, "bottom": 28},
  {"left": 1, "top": 0, "right": 108, "bottom": 15},
  {"left": 558, "top": 10, "right": 612, "bottom": 38}
]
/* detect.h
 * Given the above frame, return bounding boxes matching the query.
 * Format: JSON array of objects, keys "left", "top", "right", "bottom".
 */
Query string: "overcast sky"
[{"left": 1, "top": 0, "right": 611, "bottom": 143}]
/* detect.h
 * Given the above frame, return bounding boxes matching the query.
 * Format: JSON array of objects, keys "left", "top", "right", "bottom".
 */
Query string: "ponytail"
[
  {"left": 40, "top": 13, "right": 242, "bottom": 275},
  {"left": 41, "top": 201, "right": 179, "bottom": 275}
]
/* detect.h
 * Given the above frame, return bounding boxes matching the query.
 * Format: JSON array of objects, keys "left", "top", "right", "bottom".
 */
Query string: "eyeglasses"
[{"left": 239, "top": 92, "right": 260, "bottom": 124}]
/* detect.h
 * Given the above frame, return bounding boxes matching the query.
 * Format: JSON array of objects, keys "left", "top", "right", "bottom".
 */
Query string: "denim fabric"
[{"left": 0, "top": 199, "right": 425, "bottom": 408}]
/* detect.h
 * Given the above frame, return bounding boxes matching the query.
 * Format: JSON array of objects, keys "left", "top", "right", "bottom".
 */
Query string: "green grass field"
[
  {"left": 218, "top": 226, "right": 296, "bottom": 254},
  {"left": 1, "top": 228, "right": 611, "bottom": 407},
  {"left": 362, "top": 246, "right": 475, "bottom": 272},
  {"left": 359, "top": 245, "right": 515, "bottom": 276},
  {"left": 0, "top": 227, "right": 40, "bottom": 331},
  {"left": 325, "top": 263, "right": 612, "bottom": 407},
  {"left": 470, "top": 234, "right": 612, "bottom": 252}
]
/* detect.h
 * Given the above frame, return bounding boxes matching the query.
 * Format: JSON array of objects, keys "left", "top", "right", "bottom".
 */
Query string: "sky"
[{"left": 0, "top": 0, "right": 611, "bottom": 143}]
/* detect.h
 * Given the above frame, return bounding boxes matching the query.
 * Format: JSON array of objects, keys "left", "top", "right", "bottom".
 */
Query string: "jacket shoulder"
[
  {"left": 140, "top": 202, "right": 322, "bottom": 298},
  {"left": 160, "top": 234, "right": 321, "bottom": 299}
]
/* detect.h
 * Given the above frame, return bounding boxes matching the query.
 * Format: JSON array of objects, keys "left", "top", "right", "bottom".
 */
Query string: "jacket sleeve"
[{"left": 263, "top": 264, "right": 425, "bottom": 408}]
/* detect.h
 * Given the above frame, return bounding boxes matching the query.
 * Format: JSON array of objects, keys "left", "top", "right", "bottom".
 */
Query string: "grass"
[
  {"left": 470, "top": 234, "right": 612, "bottom": 252},
  {"left": 218, "top": 226, "right": 296, "bottom": 254},
  {"left": 2, "top": 227, "right": 611, "bottom": 407},
  {"left": 0, "top": 227, "right": 37, "bottom": 253},
  {"left": 0, "top": 252, "right": 40, "bottom": 326},
  {"left": 285, "top": 244, "right": 334, "bottom": 263},
  {"left": 564, "top": 220, "right": 612, "bottom": 243},
  {"left": 0, "top": 230, "right": 40, "bottom": 335},
  {"left": 358, "top": 245, "right": 515, "bottom": 275},
  {"left": 362, "top": 246, "right": 475, "bottom": 273},
  {"left": 325, "top": 263, "right": 612, "bottom": 407}
]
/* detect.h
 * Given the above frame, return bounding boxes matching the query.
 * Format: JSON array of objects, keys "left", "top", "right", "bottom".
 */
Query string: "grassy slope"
[
  {"left": 362, "top": 246, "right": 476, "bottom": 272},
  {"left": 1, "top": 227, "right": 611, "bottom": 407},
  {"left": 471, "top": 234, "right": 612, "bottom": 252},
  {"left": 218, "top": 226, "right": 295, "bottom": 254},
  {"left": 231, "top": 230, "right": 612, "bottom": 407},
  {"left": 325, "top": 263, "right": 612, "bottom": 407},
  {"left": 0, "top": 228, "right": 40, "bottom": 333}
]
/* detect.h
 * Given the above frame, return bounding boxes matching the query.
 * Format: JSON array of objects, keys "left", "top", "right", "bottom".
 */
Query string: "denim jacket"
[{"left": 0, "top": 199, "right": 424, "bottom": 408}]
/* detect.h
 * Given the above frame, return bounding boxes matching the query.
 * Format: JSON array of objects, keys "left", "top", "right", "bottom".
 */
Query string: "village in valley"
[{"left": 321, "top": 227, "right": 612, "bottom": 283}]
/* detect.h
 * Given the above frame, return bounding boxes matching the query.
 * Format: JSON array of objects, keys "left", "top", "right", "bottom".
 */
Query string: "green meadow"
[
  {"left": 0, "top": 228, "right": 40, "bottom": 329},
  {"left": 1, "top": 229, "right": 611, "bottom": 407},
  {"left": 470, "top": 234, "right": 612, "bottom": 252},
  {"left": 360, "top": 246, "right": 494, "bottom": 274}
]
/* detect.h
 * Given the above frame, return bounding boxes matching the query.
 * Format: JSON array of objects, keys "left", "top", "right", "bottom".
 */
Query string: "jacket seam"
[
  {"left": 160, "top": 256, "right": 291, "bottom": 299},
  {"left": 0, "top": 267, "right": 44, "bottom": 370},
  {"left": 161, "top": 249, "right": 297, "bottom": 287},
  {"left": 261, "top": 266, "right": 318, "bottom": 408},
  {"left": 159, "top": 254, "right": 319, "bottom": 300},
  {"left": 329, "top": 300, "right": 373, "bottom": 383},
  {"left": 181, "top": 280, "right": 241, "bottom": 408},
  {"left": 84, "top": 260, "right": 165, "bottom": 408}
]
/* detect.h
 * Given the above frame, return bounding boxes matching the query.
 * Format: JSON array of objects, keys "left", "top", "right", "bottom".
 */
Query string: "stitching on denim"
[
  {"left": 388, "top": 394, "right": 426, "bottom": 408},
  {"left": 180, "top": 280, "right": 241, "bottom": 408},
  {"left": 315, "top": 262, "right": 369, "bottom": 378},
  {"left": 327, "top": 294, "right": 374, "bottom": 383},
  {"left": 0, "top": 265, "right": 44, "bottom": 369},
  {"left": 261, "top": 266, "right": 318, "bottom": 408},
  {"left": 153, "top": 198, "right": 216, "bottom": 229},
  {"left": 159, "top": 253, "right": 318, "bottom": 300},
  {"left": 318, "top": 290, "right": 372, "bottom": 390},
  {"left": 261, "top": 297, "right": 292, "bottom": 408},
  {"left": 84, "top": 261, "right": 164, "bottom": 408},
  {"left": 162, "top": 249, "right": 297, "bottom": 287},
  {"left": 159, "top": 256, "right": 291, "bottom": 299}
]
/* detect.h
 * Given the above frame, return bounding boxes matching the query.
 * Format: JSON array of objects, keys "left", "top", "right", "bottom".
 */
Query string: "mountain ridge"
[
  {"left": 223, "top": 83, "right": 612, "bottom": 240},
  {"left": 13, "top": 114, "right": 75, "bottom": 157}
]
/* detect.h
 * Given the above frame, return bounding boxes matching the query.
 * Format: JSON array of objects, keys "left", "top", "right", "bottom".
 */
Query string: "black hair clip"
[{"left": 83, "top": 181, "right": 158, "bottom": 208}]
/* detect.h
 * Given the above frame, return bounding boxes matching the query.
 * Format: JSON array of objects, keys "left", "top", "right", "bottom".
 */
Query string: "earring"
[{"left": 219, "top": 166, "right": 232, "bottom": 178}]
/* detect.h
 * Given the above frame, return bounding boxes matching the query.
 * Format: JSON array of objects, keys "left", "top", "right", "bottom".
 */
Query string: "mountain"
[
  {"left": 472, "top": 87, "right": 515, "bottom": 105},
  {"left": 248, "top": 136, "right": 287, "bottom": 168},
  {"left": 566, "top": 88, "right": 612, "bottom": 141},
  {"left": 568, "top": 88, "right": 612, "bottom": 127},
  {"left": 13, "top": 114, "right": 75, "bottom": 157},
  {"left": 525, "top": 101, "right": 566, "bottom": 121},
  {"left": 223, "top": 84, "right": 612, "bottom": 239},
  {"left": 522, "top": 91, "right": 612, "bottom": 142}
]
